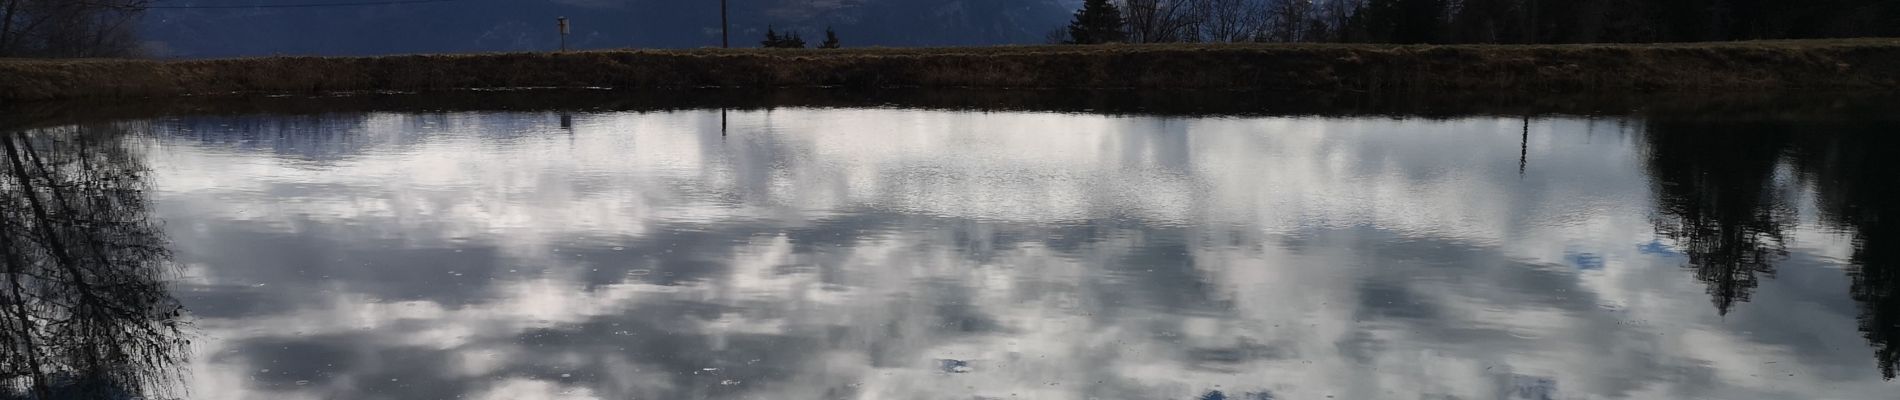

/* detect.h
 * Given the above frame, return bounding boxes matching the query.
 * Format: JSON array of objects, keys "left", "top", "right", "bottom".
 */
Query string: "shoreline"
[
  {"left": 2, "top": 39, "right": 1898, "bottom": 103},
  {"left": 5, "top": 88, "right": 1896, "bottom": 131}
]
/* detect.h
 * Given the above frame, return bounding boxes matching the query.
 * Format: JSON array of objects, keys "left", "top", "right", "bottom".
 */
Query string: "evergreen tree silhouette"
[
  {"left": 786, "top": 31, "right": 807, "bottom": 48},
  {"left": 762, "top": 26, "right": 807, "bottom": 48},
  {"left": 820, "top": 26, "right": 841, "bottom": 49},
  {"left": 762, "top": 26, "right": 782, "bottom": 48},
  {"left": 1065, "top": 0, "right": 1126, "bottom": 44}
]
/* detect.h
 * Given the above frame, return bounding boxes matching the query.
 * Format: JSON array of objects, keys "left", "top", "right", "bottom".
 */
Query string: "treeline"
[
  {"left": 1061, "top": 0, "right": 1900, "bottom": 44},
  {"left": 762, "top": 26, "right": 843, "bottom": 49},
  {"left": 0, "top": 0, "right": 146, "bottom": 58}
]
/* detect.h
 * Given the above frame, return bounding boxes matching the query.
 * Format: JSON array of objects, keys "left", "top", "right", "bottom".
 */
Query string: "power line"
[{"left": 145, "top": 0, "right": 475, "bottom": 9}]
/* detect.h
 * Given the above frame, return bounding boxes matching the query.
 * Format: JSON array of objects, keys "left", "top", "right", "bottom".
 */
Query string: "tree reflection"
[
  {"left": 0, "top": 125, "right": 186, "bottom": 399},
  {"left": 1646, "top": 117, "right": 1900, "bottom": 380},
  {"left": 1790, "top": 128, "right": 1900, "bottom": 380},
  {"left": 1642, "top": 120, "right": 1796, "bottom": 316}
]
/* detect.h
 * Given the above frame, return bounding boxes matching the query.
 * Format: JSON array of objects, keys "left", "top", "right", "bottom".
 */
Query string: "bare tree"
[
  {"left": 0, "top": 0, "right": 148, "bottom": 58},
  {"left": 1328, "top": 0, "right": 1360, "bottom": 40},
  {"left": 1045, "top": 27, "right": 1073, "bottom": 44},
  {"left": 1265, "top": 0, "right": 1315, "bottom": 42},
  {"left": 1123, "top": 0, "right": 1203, "bottom": 43},
  {"left": 1196, "top": 0, "right": 1267, "bottom": 42}
]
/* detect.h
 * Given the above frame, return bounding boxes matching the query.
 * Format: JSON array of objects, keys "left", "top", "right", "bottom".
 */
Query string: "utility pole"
[
  {"left": 557, "top": 17, "right": 570, "bottom": 52},
  {"left": 721, "top": 0, "right": 729, "bottom": 48}
]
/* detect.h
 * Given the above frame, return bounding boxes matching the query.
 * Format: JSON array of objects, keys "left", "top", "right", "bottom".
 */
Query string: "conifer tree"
[
  {"left": 786, "top": 31, "right": 807, "bottom": 48},
  {"left": 1065, "top": 0, "right": 1127, "bottom": 44},
  {"left": 820, "top": 26, "right": 841, "bottom": 49},
  {"left": 761, "top": 26, "right": 783, "bottom": 48}
]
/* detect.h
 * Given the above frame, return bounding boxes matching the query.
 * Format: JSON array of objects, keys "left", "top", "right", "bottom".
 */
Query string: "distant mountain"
[{"left": 139, "top": 0, "right": 1081, "bottom": 58}]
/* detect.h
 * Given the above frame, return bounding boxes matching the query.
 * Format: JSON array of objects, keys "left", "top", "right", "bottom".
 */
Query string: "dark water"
[{"left": 3, "top": 99, "right": 1898, "bottom": 399}]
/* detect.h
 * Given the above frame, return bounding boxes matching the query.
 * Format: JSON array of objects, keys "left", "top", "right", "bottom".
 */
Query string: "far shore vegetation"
[
  {"left": 3, "top": 39, "right": 1898, "bottom": 102},
  {"left": 1, "top": 0, "right": 1897, "bottom": 102}
]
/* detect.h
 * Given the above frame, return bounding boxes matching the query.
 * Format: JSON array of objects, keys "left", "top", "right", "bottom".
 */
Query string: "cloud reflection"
[{"left": 137, "top": 109, "right": 1897, "bottom": 399}]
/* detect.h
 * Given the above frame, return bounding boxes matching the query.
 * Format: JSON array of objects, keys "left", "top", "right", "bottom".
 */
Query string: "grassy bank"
[
  {"left": 9, "top": 88, "right": 1896, "bottom": 132},
  {"left": 3, "top": 39, "right": 1899, "bottom": 102}
]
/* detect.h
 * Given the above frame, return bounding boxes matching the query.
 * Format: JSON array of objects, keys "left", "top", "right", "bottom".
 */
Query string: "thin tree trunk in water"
[
  {"left": 18, "top": 136, "right": 91, "bottom": 263},
  {"left": 14, "top": 136, "right": 112, "bottom": 371},
  {"left": 0, "top": 134, "right": 53, "bottom": 399},
  {"left": 2, "top": 258, "right": 51, "bottom": 399},
  {"left": 2, "top": 133, "right": 92, "bottom": 309}
]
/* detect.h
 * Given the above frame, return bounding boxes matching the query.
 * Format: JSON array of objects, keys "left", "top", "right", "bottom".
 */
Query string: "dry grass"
[{"left": 3, "top": 38, "right": 1898, "bottom": 102}]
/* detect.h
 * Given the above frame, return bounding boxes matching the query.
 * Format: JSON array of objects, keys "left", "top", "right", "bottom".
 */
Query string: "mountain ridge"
[{"left": 140, "top": 0, "right": 1080, "bottom": 58}]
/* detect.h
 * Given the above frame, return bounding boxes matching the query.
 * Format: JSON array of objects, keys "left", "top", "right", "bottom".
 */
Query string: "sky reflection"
[{"left": 115, "top": 108, "right": 1900, "bottom": 399}]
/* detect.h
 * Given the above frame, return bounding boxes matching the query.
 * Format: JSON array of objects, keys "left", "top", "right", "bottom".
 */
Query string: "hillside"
[{"left": 139, "top": 0, "right": 1077, "bottom": 57}]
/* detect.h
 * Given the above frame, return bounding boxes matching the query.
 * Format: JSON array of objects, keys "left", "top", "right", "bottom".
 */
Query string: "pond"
[{"left": 1, "top": 91, "right": 1895, "bottom": 399}]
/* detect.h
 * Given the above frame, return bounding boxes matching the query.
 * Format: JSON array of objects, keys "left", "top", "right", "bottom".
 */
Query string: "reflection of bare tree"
[
  {"left": 1791, "top": 129, "right": 1900, "bottom": 380},
  {"left": 0, "top": 125, "right": 186, "bottom": 399},
  {"left": 1642, "top": 120, "right": 1795, "bottom": 316}
]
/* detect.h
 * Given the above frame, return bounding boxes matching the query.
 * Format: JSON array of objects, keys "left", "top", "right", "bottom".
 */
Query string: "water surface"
[{"left": 3, "top": 101, "right": 1897, "bottom": 399}]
